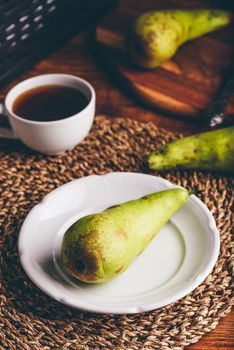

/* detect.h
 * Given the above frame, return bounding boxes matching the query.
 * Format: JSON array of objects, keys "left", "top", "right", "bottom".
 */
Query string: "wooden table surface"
[{"left": 0, "top": 29, "right": 233, "bottom": 350}]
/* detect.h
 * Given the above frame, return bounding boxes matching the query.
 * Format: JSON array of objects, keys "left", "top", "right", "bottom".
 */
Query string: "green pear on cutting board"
[
  {"left": 148, "top": 126, "right": 234, "bottom": 172},
  {"left": 126, "top": 9, "right": 232, "bottom": 68},
  {"left": 61, "top": 188, "right": 191, "bottom": 283}
]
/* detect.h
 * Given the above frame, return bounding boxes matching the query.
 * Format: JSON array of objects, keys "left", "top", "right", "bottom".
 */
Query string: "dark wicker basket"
[{"left": 0, "top": 0, "right": 118, "bottom": 87}]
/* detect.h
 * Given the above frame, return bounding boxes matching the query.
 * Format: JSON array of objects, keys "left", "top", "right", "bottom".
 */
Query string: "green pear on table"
[
  {"left": 61, "top": 188, "right": 190, "bottom": 283},
  {"left": 148, "top": 126, "right": 234, "bottom": 172},
  {"left": 126, "top": 9, "right": 232, "bottom": 68}
]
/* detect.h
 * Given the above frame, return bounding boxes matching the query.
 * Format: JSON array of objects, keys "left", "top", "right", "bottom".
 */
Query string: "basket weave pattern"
[
  {"left": 0, "top": 116, "right": 233, "bottom": 350},
  {"left": 0, "top": 0, "right": 117, "bottom": 87}
]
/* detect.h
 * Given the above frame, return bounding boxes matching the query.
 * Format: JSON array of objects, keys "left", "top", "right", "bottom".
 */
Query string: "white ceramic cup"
[{"left": 0, "top": 74, "right": 95, "bottom": 154}]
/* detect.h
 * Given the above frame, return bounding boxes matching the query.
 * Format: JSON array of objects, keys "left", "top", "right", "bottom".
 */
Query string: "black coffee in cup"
[{"left": 13, "top": 84, "right": 89, "bottom": 122}]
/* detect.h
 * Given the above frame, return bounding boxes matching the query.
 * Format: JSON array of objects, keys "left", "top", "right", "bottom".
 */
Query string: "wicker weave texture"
[{"left": 0, "top": 115, "right": 233, "bottom": 350}]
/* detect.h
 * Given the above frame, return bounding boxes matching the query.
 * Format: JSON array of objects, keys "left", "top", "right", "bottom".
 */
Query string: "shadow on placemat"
[{"left": 0, "top": 115, "right": 233, "bottom": 350}]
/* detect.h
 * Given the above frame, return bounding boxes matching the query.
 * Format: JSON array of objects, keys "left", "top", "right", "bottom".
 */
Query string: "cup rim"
[{"left": 5, "top": 74, "right": 95, "bottom": 126}]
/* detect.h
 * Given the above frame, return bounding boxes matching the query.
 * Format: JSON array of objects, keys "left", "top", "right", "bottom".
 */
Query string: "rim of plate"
[{"left": 18, "top": 172, "right": 220, "bottom": 314}]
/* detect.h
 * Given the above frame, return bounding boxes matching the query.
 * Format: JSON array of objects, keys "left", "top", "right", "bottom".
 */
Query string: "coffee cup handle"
[{"left": 0, "top": 103, "right": 17, "bottom": 139}]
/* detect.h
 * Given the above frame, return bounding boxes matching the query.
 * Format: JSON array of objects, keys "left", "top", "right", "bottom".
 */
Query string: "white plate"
[{"left": 18, "top": 172, "right": 220, "bottom": 314}]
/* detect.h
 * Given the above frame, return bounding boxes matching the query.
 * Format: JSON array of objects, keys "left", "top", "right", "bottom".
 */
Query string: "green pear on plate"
[{"left": 61, "top": 188, "right": 191, "bottom": 283}]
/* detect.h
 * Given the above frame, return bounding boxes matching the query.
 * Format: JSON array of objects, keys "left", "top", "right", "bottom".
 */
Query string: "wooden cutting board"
[{"left": 95, "top": 0, "right": 234, "bottom": 120}]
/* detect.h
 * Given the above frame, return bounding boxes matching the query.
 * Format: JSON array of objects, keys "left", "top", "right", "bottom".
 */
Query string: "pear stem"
[{"left": 188, "top": 190, "right": 196, "bottom": 196}]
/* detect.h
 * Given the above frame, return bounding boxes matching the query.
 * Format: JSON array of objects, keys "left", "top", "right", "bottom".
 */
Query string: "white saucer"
[{"left": 18, "top": 172, "right": 220, "bottom": 314}]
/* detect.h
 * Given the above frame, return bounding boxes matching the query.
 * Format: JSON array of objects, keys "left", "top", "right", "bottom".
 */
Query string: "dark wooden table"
[{"left": 0, "top": 31, "right": 233, "bottom": 349}]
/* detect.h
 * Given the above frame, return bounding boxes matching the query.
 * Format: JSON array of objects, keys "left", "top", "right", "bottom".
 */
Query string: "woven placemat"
[{"left": 0, "top": 115, "right": 233, "bottom": 350}]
